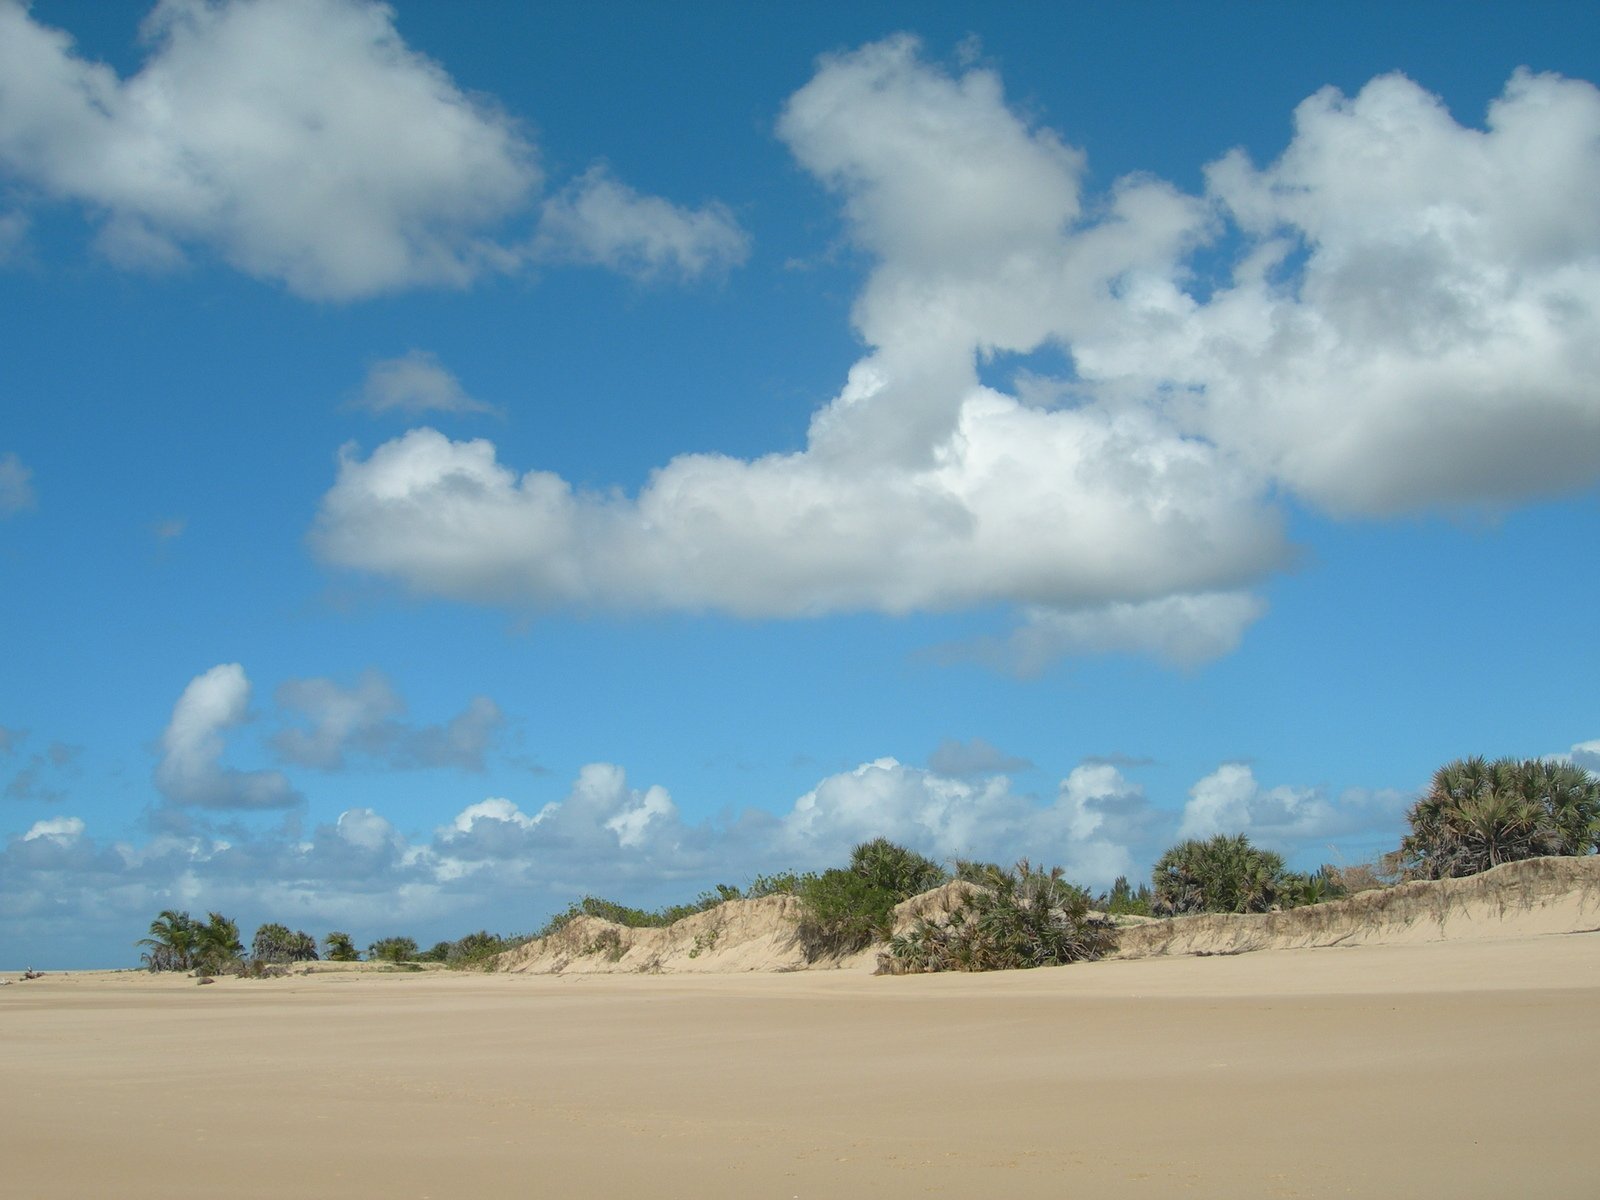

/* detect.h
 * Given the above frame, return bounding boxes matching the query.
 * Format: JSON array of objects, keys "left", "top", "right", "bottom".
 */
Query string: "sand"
[{"left": 4, "top": 929, "right": 1598, "bottom": 1199}]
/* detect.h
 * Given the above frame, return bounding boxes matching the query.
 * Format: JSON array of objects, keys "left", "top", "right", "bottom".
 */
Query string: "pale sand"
[{"left": 4, "top": 932, "right": 1598, "bottom": 1198}]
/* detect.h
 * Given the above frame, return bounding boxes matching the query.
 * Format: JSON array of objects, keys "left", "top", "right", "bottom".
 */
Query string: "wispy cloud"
[
  {"left": 354, "top": 351, "right": 495, "bottom": 418},
  {"left": 0, "top": 452, "right": 37, "bottom": 517}
]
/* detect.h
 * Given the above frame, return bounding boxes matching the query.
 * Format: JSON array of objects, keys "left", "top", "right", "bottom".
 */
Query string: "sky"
[{"left": 2, "top": 0, "right": 1598, "bottom": 968}]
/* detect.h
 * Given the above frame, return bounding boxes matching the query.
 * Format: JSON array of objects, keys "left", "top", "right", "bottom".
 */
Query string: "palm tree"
[
  {"left": 192, "top": 912, "right": 244, "bottom": 974},
  {"left": 137, "top": 909, "right": 199, "bottom": 972},
  {"left": 252, "top": 923, "right": 320, "bottom": 964},
  {"left": 324, "top": 931, "right": 360, "bottom": 961},
  {"left": 1399, "top": 757, "right": 1599, "bottom": 879},
  {"left": 1151, "top": 834, "right": 1288, "bottom": 915}
]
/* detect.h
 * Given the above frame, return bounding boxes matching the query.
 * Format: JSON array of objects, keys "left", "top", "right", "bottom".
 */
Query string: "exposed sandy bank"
[{"left": 497, "top": 856, "right": 1600, "bottom": 975}]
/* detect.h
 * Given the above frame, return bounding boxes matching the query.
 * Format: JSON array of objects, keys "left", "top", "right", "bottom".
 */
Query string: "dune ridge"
[{"left": 497, "top": 855, "right": 1600, "bottom": 974}]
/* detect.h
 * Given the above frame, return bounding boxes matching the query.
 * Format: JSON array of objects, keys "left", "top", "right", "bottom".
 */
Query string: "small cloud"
[
  {"left": 152, "top": 517, "right": 186, "bottom": 543},
  {"left": 0, "top": 452, "right": 37, "bottom": 517},
  {"left": 273, "top": 671, "right": 503, "bottom": 772},
  {"left": 927, "top": 736, "right": 1033, "bottom": 777},
  {"left": 0, "top": 211, "right": 28, "bottom": 263},
  {"left": 1571, "top": 739, "right": 1600, "bottom": 773},
  {"left": 22, "top": 815, "right": 84, "bottom": 844},
  {"left": 533, "top": 164, "right": 751, "bottom": 282},
  {"left": 354, "top": 351, "right": 495, "bottom": 418},
  {"left": 5, "top": 742, "right": 80, "bottom": 804},
  {"left": 0, "top": 726, "right": 24, "bottom": 753}
]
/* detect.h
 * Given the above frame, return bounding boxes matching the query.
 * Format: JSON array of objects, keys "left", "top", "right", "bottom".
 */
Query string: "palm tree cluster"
[
  {"left": 883, "top": 860, "right": 1119, "bottom": 973},
  {"left": 250, "top": 923, "right": 320, "bottom": 964},
  {"left": 1151, "top": 834, "right": 1294, "bottom": 915},
  {"left": 1398, "top": 757, "right": 1600, "bottom": 879},
  {"left": 139, "top": 911, "right": 325, "bottom": 973},
  {"left": 137, "top": 910, "right": 244, "bottom": 974}
]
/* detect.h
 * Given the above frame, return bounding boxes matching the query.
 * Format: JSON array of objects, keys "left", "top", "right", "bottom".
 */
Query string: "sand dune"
[{"left": 497, "top": 855, "right": 1600, "bottom": 975}]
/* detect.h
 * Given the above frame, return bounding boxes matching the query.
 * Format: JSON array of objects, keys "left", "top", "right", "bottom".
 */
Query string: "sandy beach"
[{"left": 5, "top": 931, "right": 1597, "bottom": 1199}]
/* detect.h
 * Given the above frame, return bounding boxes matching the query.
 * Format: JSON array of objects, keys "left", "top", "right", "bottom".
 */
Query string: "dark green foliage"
[
  {"left": 192, "top": 912, "right": 244, "bottom": 974},
  {"left": 1279, "top": 866, "right": 1347, "bottom": 908},
  {"left": 536, "top": 888, "right": 741, "bottom": 938},
  {"left": 251, "top": 923, "right": 319, "bottom": 964},
  {"left": 952, "top": 859, "right": 1009, "bottom": 887},
  {"left": 367, "top": 936, "right": 418, "bottom": 963},
  {"left": 745, "top": 871, "right": 808, "bottom": 898},
  {"left": 1096, "top": 875, "right": 1154, "bottom": 916},
  {"left": 885, "top": 861, "right": 1118, "bottom": 973},
  {"left": 1399, "top": 757, "right": 1600, "bottom": 880},
  {"left": 1151, "top": 834, "right": 1289, "bottom": 915},
  {"left": 850, "top": 837, "right": 947, "bottom": 897},
  {"left": 323, "top": 931, "right": 359, "bottom": 961},
  {"left": 797, "top": 839, "right": 948, "bottom": 959},
  {"left": 445, "top": 930, "right": 528, "bottom": 969},
  {"left": 138, "top": 909, "right": 200, "bottom": 972},
  {"left": 797, "top": 867, "right": 900, "bottom": 957}
]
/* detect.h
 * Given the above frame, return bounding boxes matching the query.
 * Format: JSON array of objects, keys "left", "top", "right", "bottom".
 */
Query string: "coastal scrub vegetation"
[
  {"left": 1396, "top": 757, "right": 1600, "bottom": 879},
  {"left": 882, "top": 860, "right": 1118, "bottom": 973},
  {"left": 135, "top": 754, "right": 1597, "bottom": 976}
]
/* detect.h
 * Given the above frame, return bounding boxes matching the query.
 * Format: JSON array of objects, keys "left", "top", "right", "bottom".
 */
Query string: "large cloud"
[
  {"left": 1091, "top": 69, "right": 1600, "bottom": 515},
  {"left": 0, "top": 0, "right": 745, "bottom": 297},
  {"left": 310, "top": 40, "right": 1600, "bottom": 667}
]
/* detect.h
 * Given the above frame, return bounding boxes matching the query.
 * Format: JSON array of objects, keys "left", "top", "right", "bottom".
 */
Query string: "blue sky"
[{"left": 2, "top": 0, "right": 1597, "bottom": 968}]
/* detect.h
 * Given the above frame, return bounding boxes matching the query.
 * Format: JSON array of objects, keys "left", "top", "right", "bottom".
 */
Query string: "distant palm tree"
[
  {"left": 192, "top": 912, "right": 244, "bottom": 974},
  {"left": 1399, "top": 757, "right": 1600, "bottom": 879},
  {"left": 1151, "top": 834, "right": 1288, "bottom": 915},
  {"left": 137, "top": 909, "right": 199, "bottom": 972}
]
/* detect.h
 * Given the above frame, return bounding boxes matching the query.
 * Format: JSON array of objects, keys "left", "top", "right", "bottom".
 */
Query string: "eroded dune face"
[{"left": 496, "top": 857, "right": 1600, "bottom": 975}]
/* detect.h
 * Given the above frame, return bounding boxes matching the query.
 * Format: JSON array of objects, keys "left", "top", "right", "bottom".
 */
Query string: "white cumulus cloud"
[
  {"left": 310, "top": 41, "right": 1600, "bottom": 668},
  {"left": 155, "top": 663, "right": 299, "bottom": 810},
  {"left": 0, "top": 0, "right": 747, "bottom": 298}
]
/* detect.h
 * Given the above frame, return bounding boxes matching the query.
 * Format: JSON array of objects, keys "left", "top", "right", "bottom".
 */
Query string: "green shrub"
[
  {"left": 1151, "top": 834, "right": 1289, "bottom": 915},
  {"left": 797, "top": 839, "right": 948, "bottom": 959},
  {"left": 884, "top": 861, "right": 1118, "bottom": 973},
  {"left": 368, "top": 936, "right": 418, "bottom": 963}
]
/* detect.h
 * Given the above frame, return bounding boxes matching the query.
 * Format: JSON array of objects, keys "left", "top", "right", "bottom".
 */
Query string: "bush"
[
  {"left": 368, "top": 936, "right": 418, "bottom": 963},
  {"left": 1398, "top": 757, "right": 1600, "bottom": 880},
  {"left": 1151, "top": 834, "right": 1289, "bottom": 915},
  {"left": 797, "top": 839, "right": 947, "bottom": 959},
  {"left": 883, "top": 861, "right": 1118, "bottom": 973},
  {"left": 251, "top": 923, "right": 319, "bottom": 964}
]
